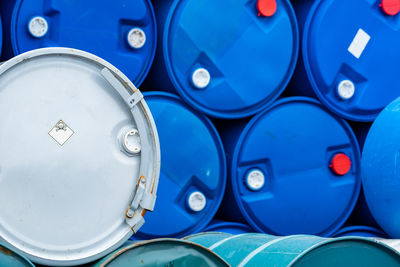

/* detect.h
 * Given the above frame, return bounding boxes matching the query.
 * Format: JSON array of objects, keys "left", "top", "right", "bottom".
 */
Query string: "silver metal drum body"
[{"left": 0, "top": 48, "right": 160, "bottom": 266}]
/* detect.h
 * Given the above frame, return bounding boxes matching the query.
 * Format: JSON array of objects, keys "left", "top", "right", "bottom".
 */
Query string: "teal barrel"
[
  {"left": 0, "top": 243, "right": 34, "bottom": 267},
  {"left": 184, "top": 232, "right": 400, "bottom": 266},
  {"left": 92, "top": 238, "right": 229, "bottom": 267}
]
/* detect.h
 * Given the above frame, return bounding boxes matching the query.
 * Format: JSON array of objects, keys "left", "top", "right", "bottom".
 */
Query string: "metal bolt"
[
  {"left": 191, "top": 68, "right": 211, "bottom": 89},
  {"left": 127, "top": 28, "right": 146, "bottom": 49},
  {"left": 141, "top": 177, "right": 146, "bottom": 184},
  {"left": 28, "top": 16, "right": 49, "bottom": 38},
  {"left": 337, "top": 80, "right": 355, "bottom": 100},
  {"left": 245, "top": 169, "right": 265, "bottom": 191},
  {"left": 126, "top": 209, "right": 134, "bottom": 218}
]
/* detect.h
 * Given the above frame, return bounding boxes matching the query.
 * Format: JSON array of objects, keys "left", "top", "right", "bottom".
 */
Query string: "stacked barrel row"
[
  {"left": 1, "top": 0, "right": 400, "bottom": 266},
  {"left": 131, "top": 0, "right": 398, "bottom": 240}
]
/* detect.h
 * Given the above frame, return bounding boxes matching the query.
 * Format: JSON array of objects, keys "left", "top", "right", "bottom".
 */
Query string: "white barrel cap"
[
  {"left": 28, "top": 16, "right": 49, "bottom": 38},
  {"left": 191, "top": 68, "right": 211, "bottom": 89},
  {"left": 127, "top": 28, "right": 146, "bottom": 49},
  {"left": 245, "top": 169, "right": 265, "bottom": 191},
  {"left": 337, "top": 80, "right": 355, "bottom": 100},
  {"left": 0, "top": 48, "right": 160, "bottom": 266},
  {"left": 122, "top": 128, "right": 142, "bottom": 154},
  {"left": 187, "top": 191, "right": 207, "bottom": 212}
]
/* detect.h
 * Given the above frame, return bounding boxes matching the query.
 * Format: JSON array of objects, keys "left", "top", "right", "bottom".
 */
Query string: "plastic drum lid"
[
  {"left": 95, "top": 239, "right": 229, "bottom": 267},
  {"left": 135, "top": 92, "right": 226, "bottom": 238},
  {"left": 302, "top": 0, "right": 400, "bottom": 122},
  {"left": 362, "top": 97, "right": 400, "bottom": 238},
  {"left": 7, "top": 0, "right": 156, "bottom": 86},
  {"left": 333, "top": 226, "right": 388, "bottom": 238},
  {"left": 290, "top": 237, "right": 400, "bottom": 267},
  {"left": 231, "top": 97, "right": 360, "bottom": 236},
  {"left": 0, "top": 48, "right": 160, "bottom": 266},
  {"left": 163, "top": 0, "right": 299, "bottom": 118}
]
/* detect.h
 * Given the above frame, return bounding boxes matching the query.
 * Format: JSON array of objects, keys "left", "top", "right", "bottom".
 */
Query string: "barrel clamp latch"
[{"left": 125, "top": 176, "right": 157, "bottom": 233}]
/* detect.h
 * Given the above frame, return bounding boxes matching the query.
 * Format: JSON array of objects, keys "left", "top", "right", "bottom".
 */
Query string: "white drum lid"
[{"left": 0, "top": 48, "right": 160, "bottom": 266}]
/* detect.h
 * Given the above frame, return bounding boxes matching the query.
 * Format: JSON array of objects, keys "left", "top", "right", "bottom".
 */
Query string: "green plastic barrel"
[
  {"left": 92, "top": 238, "right": 229, "bottom": 267},
  {"left": 0, "top": 243, "right": 34, "bottom": 267},
  {"left": 184, "top": 232, "right": 400, "bottom": 266}
]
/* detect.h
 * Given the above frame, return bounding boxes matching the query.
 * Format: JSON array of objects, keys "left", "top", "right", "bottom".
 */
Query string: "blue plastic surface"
[
  {"left": 204, "top": 220, "right": 254, "bottom": 235},
  {"left": 144, "top": 0, "right": 299, "bottom": 119},
  {"left": 347, "top": 122, "right": 379, "bottom": 227},
  {"left": 0, "top": 0, "right": 156, "bottom": 86},
  {"left": 333, "top": 225, "right": 388, "bottom": 238},
  {"left": 220, "top": 97, "right": 361, "bottom": 236},
  {"left": 134, "top": 92, "right": 226, "bottom": 239},
  {"left": 0, "top": 17, "right": 2, "bottom": 56},
  {"left": 292, "top": 0, "right": 400, "bottom": 121},
  {"left": 362, "top": 97, "right": 400, "bottom": 238},
  {"left": 349, "top": 188, "right": 380, "bottom": 228}
]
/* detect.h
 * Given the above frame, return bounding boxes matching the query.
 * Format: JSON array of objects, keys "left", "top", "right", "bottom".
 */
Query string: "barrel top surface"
[
  {"left": 163, "top": 0, "right": 299, "bottom": 118},
  {"left": 0, "top": 48, "right": 160, "bottom": 265},
  {"left": 231, "top": 97, "right": 361, "bottom": 236},
  {"left": 290, "top": 237, "right": 400, "bottom": 267},
  {"left": 8, "top": 0, "right": 157, "bottom": 86},
  {"left": 184, "top": 233, "right": 400, "bottom": 267},
  {"left": 95, "top": 238, "right": 229, "bottom": 267},
  {"left": 135, "top": 92, "right": 226, "bottom": 238},
  {"left": 302, "top": 0, "right": 400, "bottom": 121},
  {"left": 362, "top": 97, "right": 400, "bottom": 238}
]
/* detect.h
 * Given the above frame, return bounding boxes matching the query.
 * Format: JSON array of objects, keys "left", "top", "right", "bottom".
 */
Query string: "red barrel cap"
[
  {"left": 380, "top": 0, "right": 400, "bottom": 16},
  {"left": 330, "top": 153, "right": 352, "bottom": 176},
  {"left": 257, "top": 0, "right": 277, "bottom": 17}
]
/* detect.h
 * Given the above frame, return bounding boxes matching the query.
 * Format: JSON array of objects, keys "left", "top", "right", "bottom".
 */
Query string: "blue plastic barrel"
[
  {"left": 204, "top": 220, "right": 254, "bottom": 235},
  {"left": 0, "top": 0, "right": 156, "bottom": 86},
  {"left": 291, "top": 0, "right": 400, "bottom": 121},
  {"left": 220, "top": 97, "right": 361, "bottom": 236},
  {"left": 134, "top": 92, "right": 226, "bottom": 239},
  {"left": 362, "top": 97, "right": 400, "bottom": 238},
  {"left": 144, "top": 0, "right": 299, "bottom": 119},
  {"left": 184, "top": 232, "right": 400, "bottom": 266},
  {"left": 333, "top": 225, "right": 388, "bottom": 238}
]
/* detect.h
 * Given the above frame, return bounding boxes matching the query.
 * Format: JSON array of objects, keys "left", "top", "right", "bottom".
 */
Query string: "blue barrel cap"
[
  {"left": 162, "top": 0, "right": 299, "bottom": 118},
  {"left": 362, "top": 97, "right": 400, "bottom": 238},
  {"left": 230, "top": 97, "right": 361, "bottom": 236},
  {"left": 135, "top": 92, "right": 226, "bottom": 238},
  {"left": 333, "top": 225, "right": 389, "bottom": 238},
  {"left": 204, "top": 220, "right": 254, "bottom": 235},
  {"left": 301, "top": 0, "right": 400, "bottom": 121},
  {"left": 2, "top": 0, "right": 156, "bottom": 86}
]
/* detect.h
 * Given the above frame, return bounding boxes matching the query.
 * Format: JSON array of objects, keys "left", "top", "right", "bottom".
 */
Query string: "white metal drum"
[{"left": 0, "top": 48, "right": 160, "bottom": 266}]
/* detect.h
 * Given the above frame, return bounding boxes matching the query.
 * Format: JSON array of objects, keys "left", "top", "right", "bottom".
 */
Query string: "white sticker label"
[
  {"left": 48, "top": 120, "right": 74, "bottom": 146},
  {"left": 348, "top": 28, "right": 370, "bottom": 59}
]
